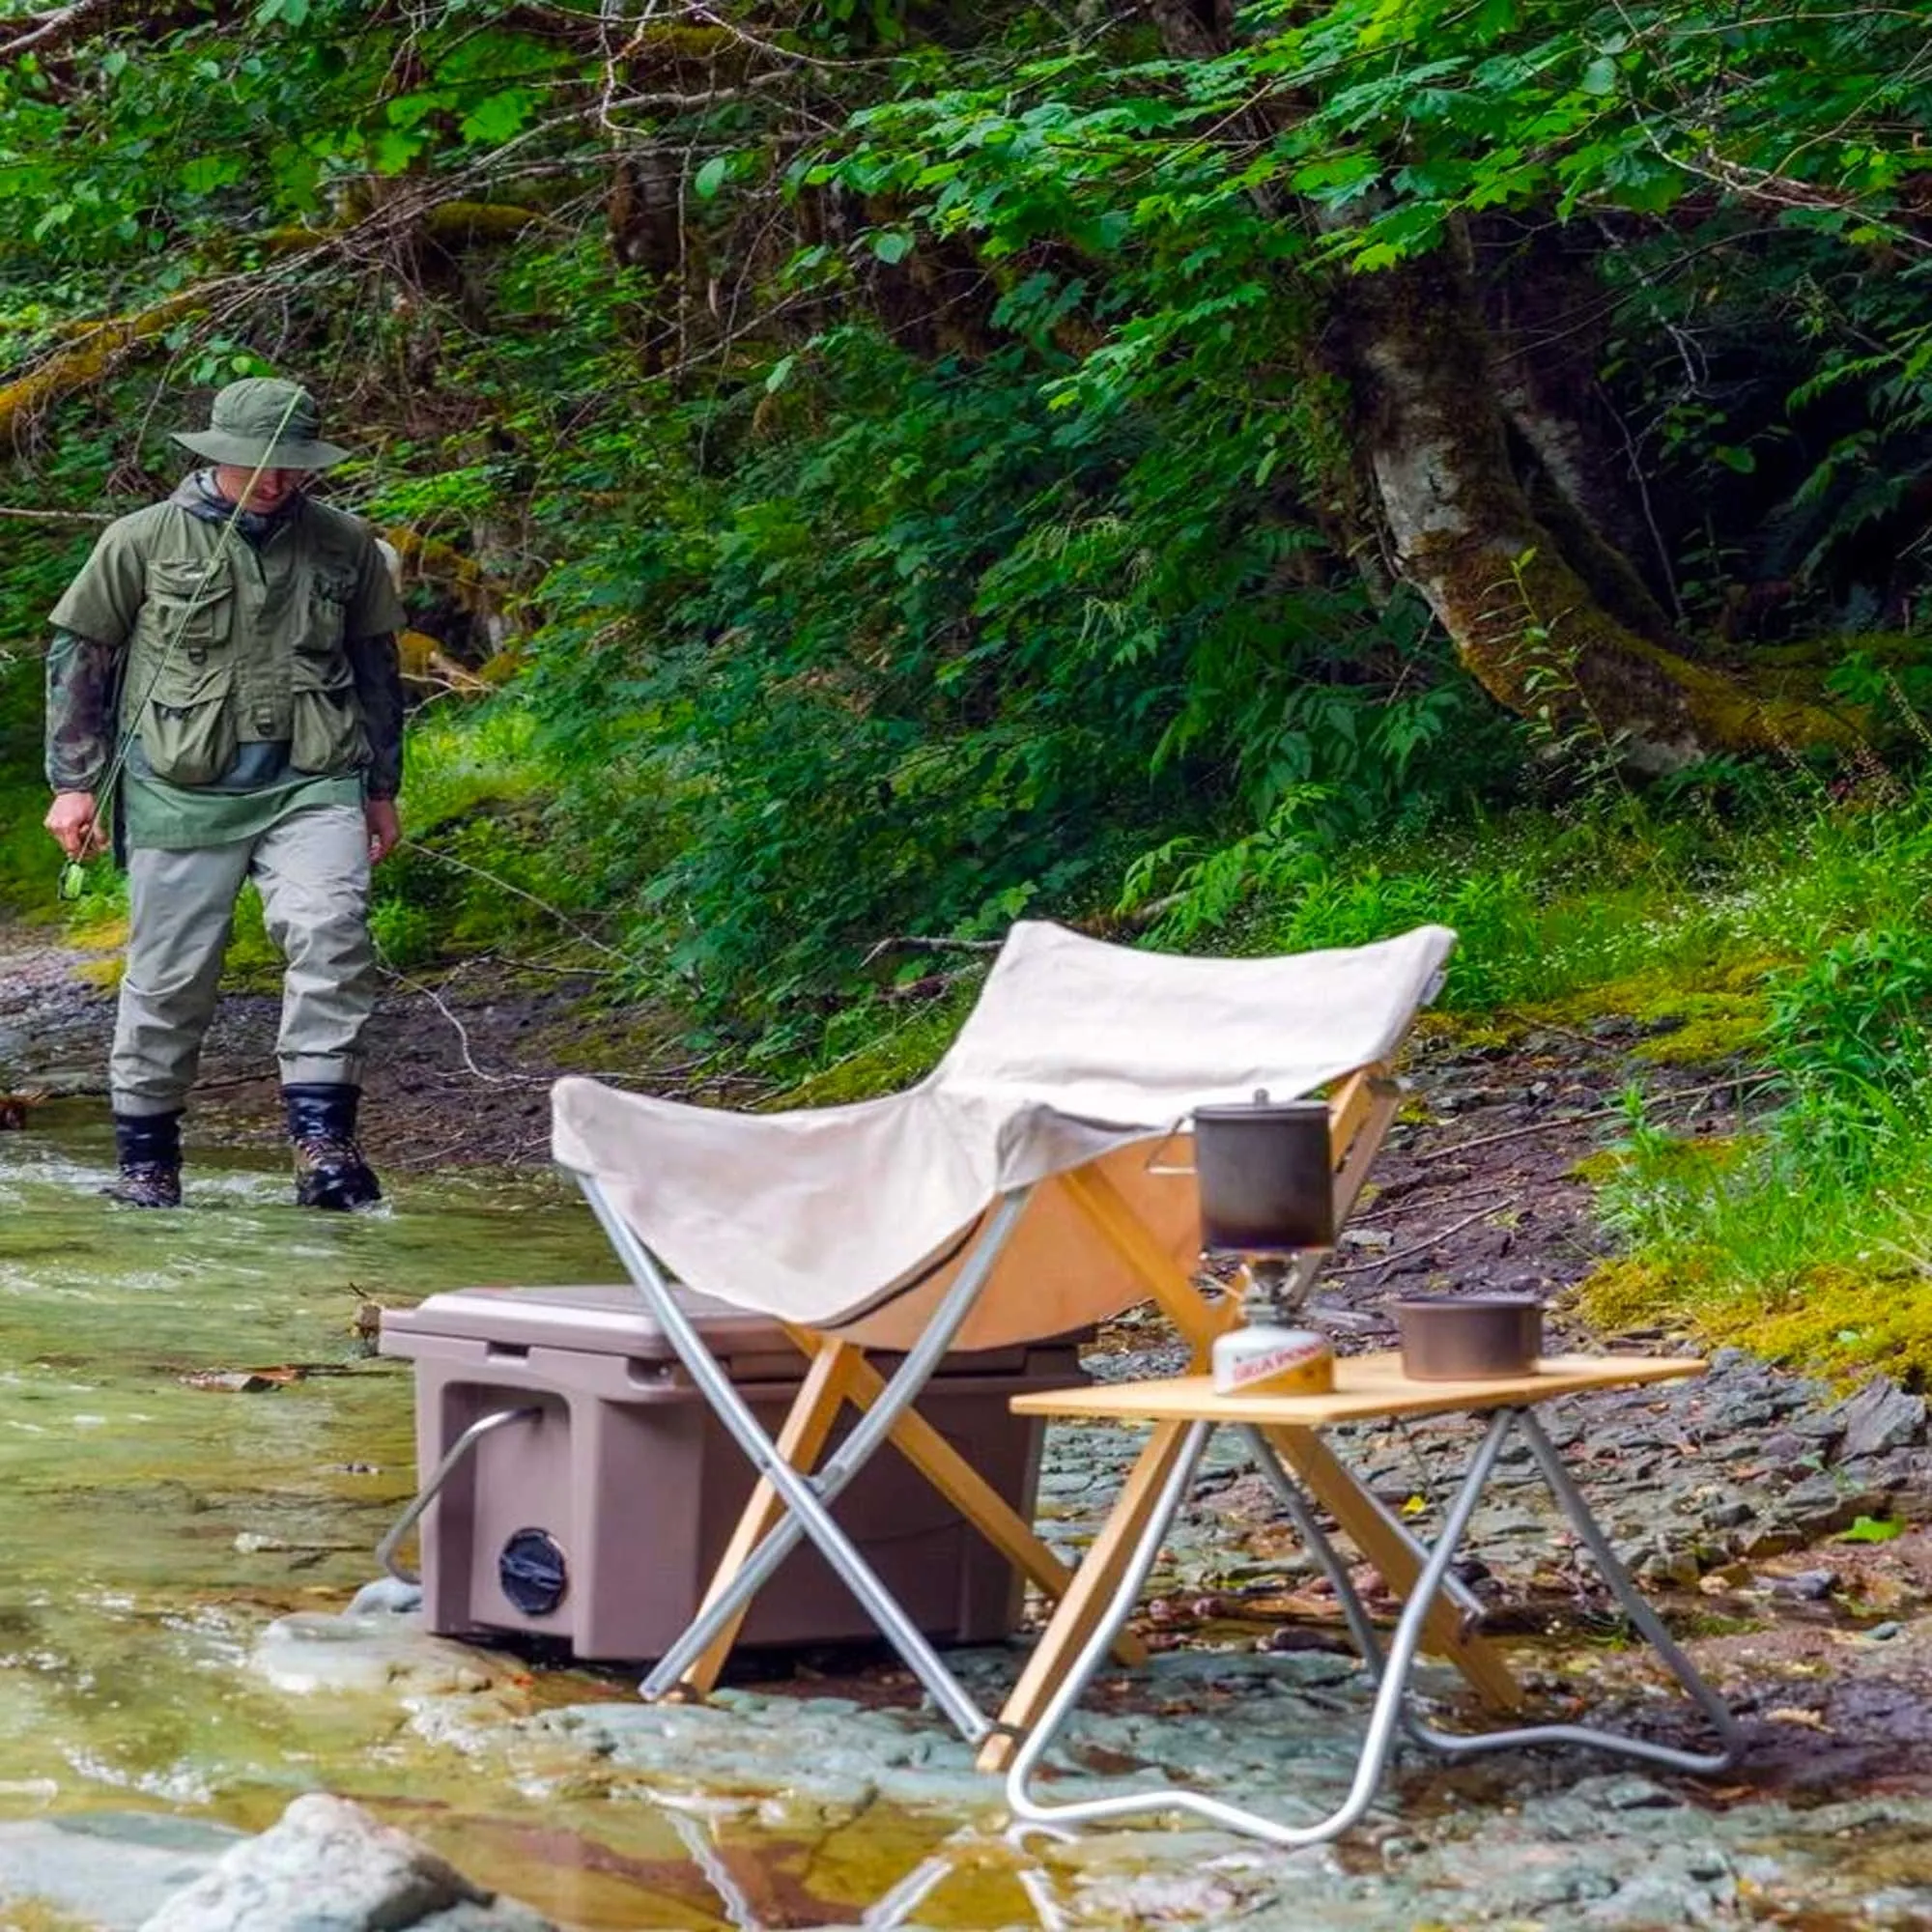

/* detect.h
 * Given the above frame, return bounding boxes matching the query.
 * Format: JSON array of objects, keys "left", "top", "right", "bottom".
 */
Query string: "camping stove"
[{"left": 1210, "top": 1258, "right": 1333, "bottom": 1397}]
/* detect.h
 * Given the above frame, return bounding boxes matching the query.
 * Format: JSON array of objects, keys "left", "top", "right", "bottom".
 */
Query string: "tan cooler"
[{"left": 379, "top": 1284, "right": 1080, "bottom": 1662}]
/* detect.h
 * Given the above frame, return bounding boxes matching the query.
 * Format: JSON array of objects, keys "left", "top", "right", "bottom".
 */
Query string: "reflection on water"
[{"left": 0, "top": 1103, "right": 1045, "bottom": 1930}]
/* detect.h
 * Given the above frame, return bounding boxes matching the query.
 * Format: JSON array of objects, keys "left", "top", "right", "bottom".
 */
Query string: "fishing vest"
[{"left": 109, "top": 499, "right": 373, "bottom": 788}]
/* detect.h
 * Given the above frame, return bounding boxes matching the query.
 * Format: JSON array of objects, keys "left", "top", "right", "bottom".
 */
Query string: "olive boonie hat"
[{"left": 171, "top": 377, "right": 351, "bottom": 470}]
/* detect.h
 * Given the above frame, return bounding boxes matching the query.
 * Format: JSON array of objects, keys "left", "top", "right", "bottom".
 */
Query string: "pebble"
[{"left": 1773, "top": 1569, "right": 1840, "bottom": 1601}]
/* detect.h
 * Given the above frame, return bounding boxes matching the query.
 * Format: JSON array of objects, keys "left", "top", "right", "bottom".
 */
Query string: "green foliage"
[
  {"left": 1837, "top": 1516, "right": 1906, "bottom": 1545},
  {"left": 0, "top": 0, "right": 1928, "bottom": 1063},
  {"left": 1570, "top": 784, "right": 1932, "bottom": 1381},
  {"left": 517, "top": 310, "right": 1518, "bottom": 1020},
  {"left": 1766, "top": 928, "right": 1932, "bottom": 1171},
  {"left": 366, "top": 701, "right": 605, "bottom": 970}
]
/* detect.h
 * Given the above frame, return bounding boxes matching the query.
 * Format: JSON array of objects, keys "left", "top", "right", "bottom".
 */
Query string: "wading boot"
[
  {"left": 284, "top": 1082, "right": 382, "bottom": 1211},
  {"left": 104, "top": 1110, "right": 183, "bottom": 1208}
]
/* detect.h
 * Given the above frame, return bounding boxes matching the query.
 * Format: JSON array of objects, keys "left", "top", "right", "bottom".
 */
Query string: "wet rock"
[
  {"left": 1790, "top": 1410, "right": 1847, "bottom": 1442},
  {"left": 1636, "top": 1544, "right": 1703, "bottom": 1589},
  {"left": 1473, "top": 1508, "right": 1545, "bottom": 1540},
  {"left": 1037, "top": 1469, "right": 1097, "bottom": 1498},
  {"left": 1260, "top": 1624, "right": 1353, "bottom": 1656},
  {"left": 1882, "top": 1448, "right": 1932, "bottom": 1510},
  {"left": 1781, "top": 1472, "right": 1853, "bottom": 1516},
  {"left": 1834, "top": 1455, "right": 1914, "bottom": 1499},
  {"left": 137, "top": 1794, "right": 555, "bottom": 1931},
  {"left": 1708, "top": 1396, "right": 1776, "bottom": 1433},
  {"left": 1585, "top": 1773, "right": 1683, "bottom": 1810},
  {"left": 0, "top": 1814, "right": 240, "bottom": 1930},
  {"left": 1433, "top": 1085, "right": 1509, "bottom": 1114},
  {"left": 1702, "top": 1499, "right": 1755, "bottom": 1530},
  {"left": 1058, "top": 1862, "right": 1264, "bottom": 1929},
  {"left": 345, "top": 1576, "right": 424, "bottom": 1616},
  {"left": 1833, "top": 1378, "right": 1928, "bottom": 1461},
  {"left": 252, "top": 1611, "right": 510, "bottom": 1698}
]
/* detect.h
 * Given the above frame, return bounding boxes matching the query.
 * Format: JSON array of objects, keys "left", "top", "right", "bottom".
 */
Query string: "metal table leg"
[
  {"left": 1400, "top": 1407, "right": 1742, "bottom": 1775},
  {"left": 1236, "top": 1421, "right": 1387, "bottom": 1672},
  {"left": 1005, "top": 1405, "right": 1740, "bottom": 1846}
]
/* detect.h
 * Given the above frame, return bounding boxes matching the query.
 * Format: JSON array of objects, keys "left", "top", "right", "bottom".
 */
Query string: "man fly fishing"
[{"left": 42, "top": 377, "right": 407, "bottom": 1211}]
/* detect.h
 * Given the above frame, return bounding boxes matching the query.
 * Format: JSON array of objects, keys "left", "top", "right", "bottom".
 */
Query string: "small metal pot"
[
  {"left": 1192, "top": 1096, "right": 1335, "bottom": 1255},
  {"left": 1395, "top": 1294, "right": 1543, "bottom": 1380}
]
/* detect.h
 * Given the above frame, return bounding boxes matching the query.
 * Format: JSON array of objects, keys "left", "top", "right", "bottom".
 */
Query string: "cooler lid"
[{"left": 379, "top": 1283, "right": 796, "bottom": 1363}]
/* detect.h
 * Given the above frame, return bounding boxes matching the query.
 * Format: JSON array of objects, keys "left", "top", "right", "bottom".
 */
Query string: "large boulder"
[{"left": 137, "top": 1793, "right": 556, "bottom": 1932}]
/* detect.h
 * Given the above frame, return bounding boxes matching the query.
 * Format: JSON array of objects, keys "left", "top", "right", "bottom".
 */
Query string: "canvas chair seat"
[
  {"left": 552, "top": 920, "right": 1455, "bottom": 1351},
  {"left": 549, "top": 918, "right": 1493, "bottom": 1751}
]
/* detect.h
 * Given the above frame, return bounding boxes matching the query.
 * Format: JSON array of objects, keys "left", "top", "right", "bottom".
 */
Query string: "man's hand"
[
  {"left": 44, "top": 790, "right": 106, "bottom": 861},
  {"left": 365, "top": 797, "right": 402, "bottom": 866}
]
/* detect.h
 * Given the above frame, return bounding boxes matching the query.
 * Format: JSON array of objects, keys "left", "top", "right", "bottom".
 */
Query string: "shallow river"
[{"left": 0, "top": 1101, "right": 1037, "bottom": 1930}]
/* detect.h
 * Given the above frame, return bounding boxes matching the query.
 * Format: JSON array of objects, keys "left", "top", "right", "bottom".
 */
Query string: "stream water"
[{"left": 0, "top": 1100, "right": 1038, "bottom": 1931}]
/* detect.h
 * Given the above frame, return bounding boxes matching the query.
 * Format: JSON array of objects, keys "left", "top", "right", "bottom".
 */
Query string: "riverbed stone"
[
  {"left": 252, "top": 1610, "right": 518, "bottom": 1699},
  {"left": 1774, "top": 1568, "right": 1840, "bottom": 1601},
  {"left": 1833, "top": 1378, "right": 1927, "bottom": 1461},
  {"left": 0, "top": 1815, "right": 239, "bottom": 1931},
  {"left": 136, "top": 1795, "right": 555, "bottom": 1932}
]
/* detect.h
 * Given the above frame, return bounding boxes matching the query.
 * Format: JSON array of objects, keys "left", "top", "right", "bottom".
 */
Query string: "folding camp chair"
[{"left": 551, "top": 919, "right": 1522, "bottom": 1756}]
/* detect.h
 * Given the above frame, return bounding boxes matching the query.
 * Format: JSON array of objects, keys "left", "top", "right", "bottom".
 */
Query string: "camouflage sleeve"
[
  {"left": 44, "top": 628, "right": 122, "bottom": 793},
  {"left": 346, "top": 630, "right": 405, "bottom": 800}
]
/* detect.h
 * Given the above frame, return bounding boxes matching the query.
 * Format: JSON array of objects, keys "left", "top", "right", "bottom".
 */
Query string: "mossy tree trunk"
[
  {"left": 1338, "top": 235, "right": 1853, "bottom": 771},
  {"left": 1137, "top": 1, "right": 1853, "bottom": 771},
  {"left": 0, "top": 290, "right": 209, "bottom": 449}
]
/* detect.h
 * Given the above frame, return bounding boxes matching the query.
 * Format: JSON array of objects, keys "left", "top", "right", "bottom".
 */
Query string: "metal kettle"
[{"left": 1191, "top": 1092, "right": 1335, "bottom": 1256}]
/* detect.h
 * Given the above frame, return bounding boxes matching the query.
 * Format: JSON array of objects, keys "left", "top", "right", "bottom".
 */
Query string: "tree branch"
[
  {"left": 860, "top": 934, "right": 1004, "bottom": 967},
  {"left": 0, "top": 0, "right": 119, "bottom": 60}
]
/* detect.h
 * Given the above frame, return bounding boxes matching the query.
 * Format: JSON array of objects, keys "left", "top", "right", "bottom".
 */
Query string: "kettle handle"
[{"left": 1144, "top": 1117, "right": 1194, "bottom": 1175}]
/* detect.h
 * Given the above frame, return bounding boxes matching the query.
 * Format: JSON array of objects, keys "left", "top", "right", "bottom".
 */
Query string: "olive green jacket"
[{"left": 47, "top": 483, "right": 407, "bottom": 796}]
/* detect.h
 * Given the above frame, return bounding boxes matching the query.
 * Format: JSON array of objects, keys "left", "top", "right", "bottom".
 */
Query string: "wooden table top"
[{"left": 1011, "top": 1352, "right": 1706, "bottom": 1428}]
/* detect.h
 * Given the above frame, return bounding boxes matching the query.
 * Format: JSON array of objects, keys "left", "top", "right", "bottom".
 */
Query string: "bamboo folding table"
[{"left": 998, "top": 1352, "right": 1744, "bottom": 1845}]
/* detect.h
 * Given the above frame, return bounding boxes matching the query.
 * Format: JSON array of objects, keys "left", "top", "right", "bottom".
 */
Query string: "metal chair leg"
[{"left": 581, "top": 1177, "right": 1034, "bottom": 1745}]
